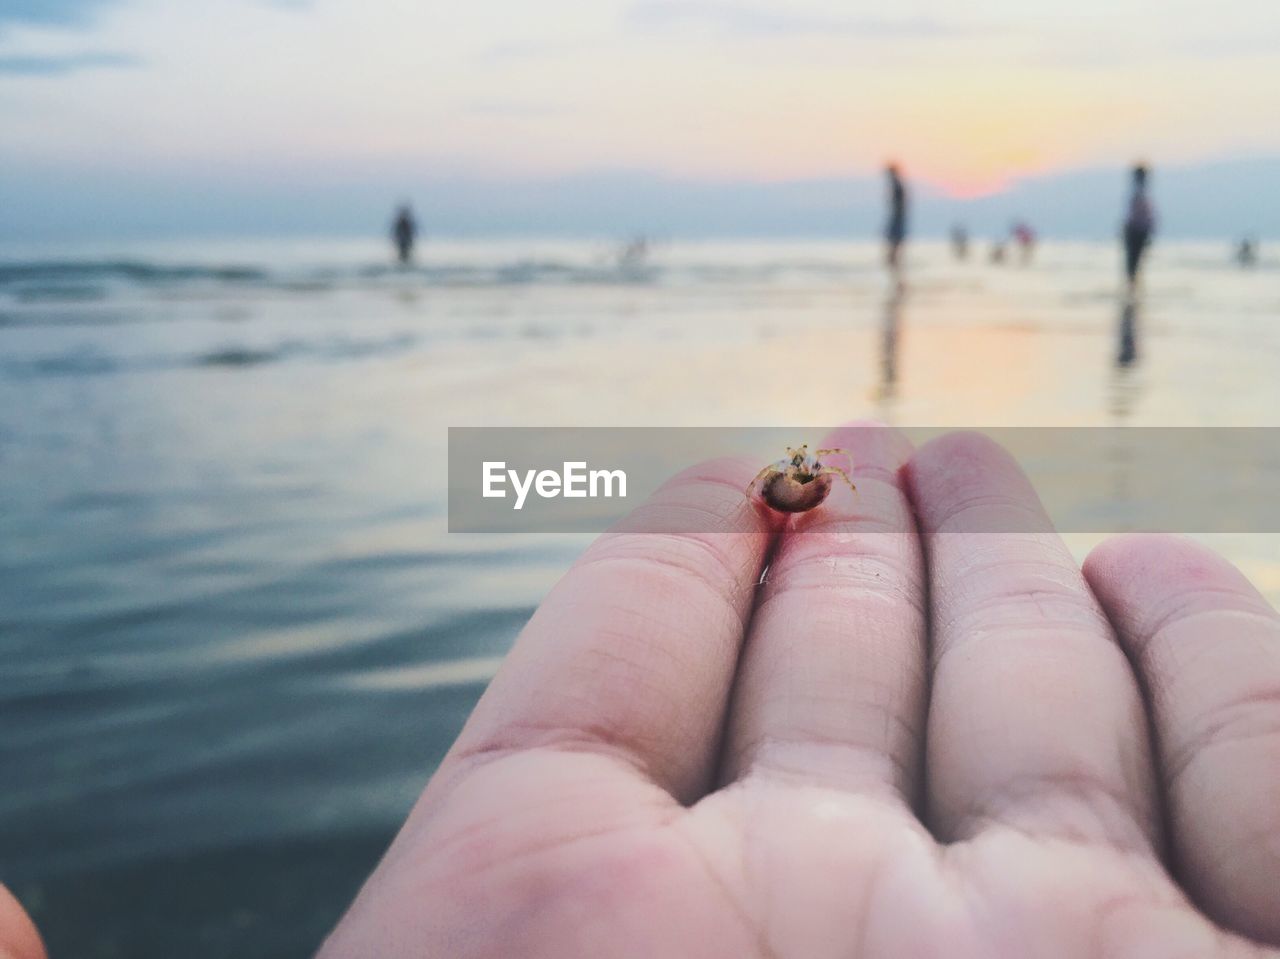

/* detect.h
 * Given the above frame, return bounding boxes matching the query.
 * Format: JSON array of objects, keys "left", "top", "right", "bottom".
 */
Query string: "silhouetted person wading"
[
  {"left": 1122, "top": 165, "right": 1155, "bottom": 286},
  {"left": 885, "top": 164, "right": 907, "bottom": 271},
  {"left": 392, "top": 204, "right": 418, "bottom": 265}
]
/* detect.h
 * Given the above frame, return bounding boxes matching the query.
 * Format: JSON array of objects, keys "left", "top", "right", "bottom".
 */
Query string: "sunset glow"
[{"left": 2, "top": 0, "right": 1279, "bottom": 232}]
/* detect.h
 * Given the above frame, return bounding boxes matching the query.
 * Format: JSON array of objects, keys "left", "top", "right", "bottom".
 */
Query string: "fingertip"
[
  {"left": 904, "top": 430, "right": 1046, "bottom": 534},
  {"left": 614, "top": 454, "right": 785, "bottom": 537},
  {"left": 909, "top": 430, "right": 1020, "bottom": 482},
  {"left": 829, "top": 417, "right": 892, "bottom": 437},
  {"left": 819, "top": 421, "right": 914, "bottom": 478},
  {"left": 0, "top": 886, "right": 45, "bottom": 959},
  {"left": 1084, "top": 533, "right": 1274, "bottom": 624},
  {"left": 1083, "top": 532, "right": 1190, "bottom": 585}
]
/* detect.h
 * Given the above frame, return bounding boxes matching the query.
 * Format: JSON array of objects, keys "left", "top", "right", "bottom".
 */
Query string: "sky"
[{"left": 2, "top": 0, "right": 1280, "bottom": 238}]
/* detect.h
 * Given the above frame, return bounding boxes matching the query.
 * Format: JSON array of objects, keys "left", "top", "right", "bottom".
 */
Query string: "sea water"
[{"left": 2, "top": 236, "right": 1278, "bottom": 957}]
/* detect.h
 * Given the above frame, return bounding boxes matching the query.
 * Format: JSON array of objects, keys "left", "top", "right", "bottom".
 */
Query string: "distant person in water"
[
  {"left": 617, "top": 235, "right": 649, "bottom": 271},
  {"left": 990, "top": 241, "right": 1006, "bottom": 264},
  {"left": 1012, "top": 220, "right": 1036, "bottom": 264},
  {"left": 1235, "top": 236, "right": 1258, "bottom": 268},
  {"left": 884, "top": 164, "right": 907, "bottom": 271},
  {"left": 1122, "top": 165, "right": 1155, "bottom": 286},
  {"left": 391, "top": 204, "right": 417, "bottom": 265},
  {"left": 950, "top": 224, "right": 969, "bottom": 261}
]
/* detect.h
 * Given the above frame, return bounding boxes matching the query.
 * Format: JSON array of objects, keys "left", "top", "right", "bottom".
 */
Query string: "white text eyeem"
[{"left": 482, "top": 461, "right": 627, "bottom": 510}]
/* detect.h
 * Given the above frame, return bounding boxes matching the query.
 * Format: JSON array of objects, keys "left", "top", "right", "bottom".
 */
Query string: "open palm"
[{"left": 321, "top": 428, "right": 1280, "bottom": 958}]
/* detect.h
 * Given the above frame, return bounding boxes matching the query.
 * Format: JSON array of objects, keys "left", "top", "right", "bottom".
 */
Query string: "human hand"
[{"left": 321, "top": 427, "right": 1280, "bottom": 958}]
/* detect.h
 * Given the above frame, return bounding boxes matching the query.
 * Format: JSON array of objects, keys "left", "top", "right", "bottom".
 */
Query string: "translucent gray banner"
[{"left": 448, "top": 427, "right": 1280, "bottom": 534}]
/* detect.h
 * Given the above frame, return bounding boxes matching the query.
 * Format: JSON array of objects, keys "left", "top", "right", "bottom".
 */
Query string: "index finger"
[{"left": 440, "top": 457, "right": 778, "bottom": 803}]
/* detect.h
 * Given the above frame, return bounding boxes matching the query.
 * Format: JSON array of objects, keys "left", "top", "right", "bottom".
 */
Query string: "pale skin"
[{"left": 5, "top": 427, "right": 1279, "bottom": 958}]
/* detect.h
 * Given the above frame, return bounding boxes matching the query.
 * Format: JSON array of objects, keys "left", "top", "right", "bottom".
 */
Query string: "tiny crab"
[{"left": 746, "top": 445, "right": 857, "bottom": 514}]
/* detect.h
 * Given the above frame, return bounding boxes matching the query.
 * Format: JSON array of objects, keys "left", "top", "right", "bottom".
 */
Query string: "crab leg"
[
  {"left": 817, "top": 464, "right": 857, "bottom": 493},
  {"left": 815, "top": 448, "right": 854, "bottom": 469}
]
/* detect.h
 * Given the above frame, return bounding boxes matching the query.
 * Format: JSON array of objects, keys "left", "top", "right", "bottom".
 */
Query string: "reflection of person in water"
[
  {"left": 884, "top": 164, "right": 907, "bottom": 271},
  {"left": 1117, "top": 297, "right": 1139, "bottom": 368},
  {"left": 876, "top": 285, "right": 904, "bottom": 409},
  {"left": 1109, "top": 296, "right": 1143, "bottom": 423},
  {"left": 1122, "top": 165, "right": 1155, "bottom": 286},
  {"left": 1012, "top": 220, "right": 1036, "bottom": 264},
  {"left": 391, "top": 204, "right": 417, "bottom": 265}
]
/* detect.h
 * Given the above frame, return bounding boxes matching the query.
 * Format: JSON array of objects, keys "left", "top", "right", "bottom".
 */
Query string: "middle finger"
[{"left": 721, "top": 423, "right": 928, "bottom": 806}]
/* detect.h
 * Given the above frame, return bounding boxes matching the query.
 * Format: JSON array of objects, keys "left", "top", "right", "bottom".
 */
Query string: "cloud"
[
  {"left": 0, "top": 51, "right": 140, "bottom": 75},
  {"left": 477, "top": 39, "right": 587, "bottom": 63},
  {"left": 0, "top": 0, "right": 117, "bottom": 30},
  {"left": 625, "top": 1, "right": 962, "bottom": 39},
  {"left": 467, "top": 99, "right": 572, "bottom": 118}
]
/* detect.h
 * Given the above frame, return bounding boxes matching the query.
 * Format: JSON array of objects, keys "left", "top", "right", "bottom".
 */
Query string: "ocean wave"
[
  {"left": 0, "top": 261, "right": 267, "bottom": 285},
  {"left": 1, "top": 352, "right": 120, "bottom": 377},
  {"left": 0, "top": 333, "right": 420, "bottom": 380},
  {"left": 0, "top": 256, "right": 868, "bottom": 303},
  {"left": 196, "top": 347, "right": 290, "bottom": 367},
  {"left": 14, "top": 284, "right": 109, "bottom": 303},
  {"left": 357, "top": 259, "right": 662, "bottom": 286}
]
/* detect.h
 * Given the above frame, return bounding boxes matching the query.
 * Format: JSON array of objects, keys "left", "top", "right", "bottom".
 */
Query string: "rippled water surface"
[{"left": 2, "top": 237, "right": 1279, "bottom": 957}]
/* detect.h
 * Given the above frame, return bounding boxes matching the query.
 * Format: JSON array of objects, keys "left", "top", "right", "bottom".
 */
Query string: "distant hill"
[
  {"left": 2, "top": 156, "right": 1276, "bottom": 241},
  {"left": 922, "top": 157, "right": 1280, "bottom": 240}
]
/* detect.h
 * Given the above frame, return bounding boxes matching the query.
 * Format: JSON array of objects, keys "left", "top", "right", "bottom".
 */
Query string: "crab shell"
[{"left": 757, "top": 468, "right": 833, "bottom": 513}]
